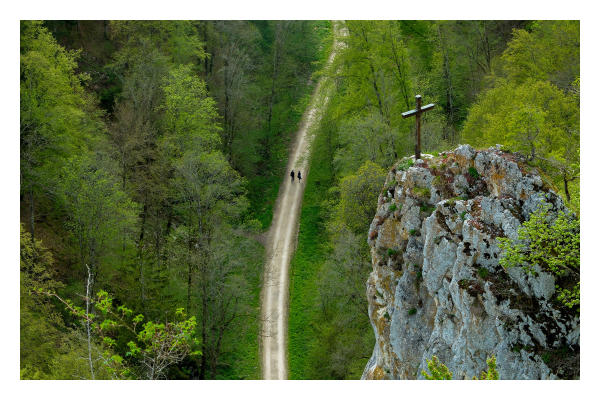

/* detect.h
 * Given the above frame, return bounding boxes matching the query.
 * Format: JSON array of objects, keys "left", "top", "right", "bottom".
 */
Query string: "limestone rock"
[{"left": 362, "top": 146, "right": 579, "bottom": 380}]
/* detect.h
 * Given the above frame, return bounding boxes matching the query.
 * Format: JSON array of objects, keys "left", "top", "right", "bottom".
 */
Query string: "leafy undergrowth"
[
  {"left": 215, "top": 242, "right": 264, "bottom": 380},
  {"left": 288, "top": 204, "right": 324, "bottom": 379},
  {"left": 287, "top": 129, "right": 332, "bottom": 379},
  {"left": 288, "top": 107, "right": 373, "bottom": 380}
]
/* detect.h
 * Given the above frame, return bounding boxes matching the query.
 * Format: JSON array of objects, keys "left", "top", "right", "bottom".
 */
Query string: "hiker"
[
  {"left": 297, "top": 171, "right": 302, "bottom": 183},
  {"left": 290, "top": 170, "right": 295, "bottom": 182}
]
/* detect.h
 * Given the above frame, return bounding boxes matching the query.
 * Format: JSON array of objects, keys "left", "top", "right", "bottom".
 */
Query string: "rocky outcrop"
[{"left": 361, "top": 145, "right": 579, "bottom": 380}]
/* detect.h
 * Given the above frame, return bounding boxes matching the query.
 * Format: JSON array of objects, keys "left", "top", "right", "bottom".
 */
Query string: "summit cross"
[{"left": 401, "top": 95, "right": 435, "bottom": 160}]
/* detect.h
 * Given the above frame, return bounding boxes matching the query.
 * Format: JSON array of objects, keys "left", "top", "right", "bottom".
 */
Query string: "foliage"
[
  {"left": 472, "top": 355, "right": 499, "bottom": 380},
  {"left": 412, "top": 186, "right": 431, "bottom": 198},
  {"left": 56, "top": 157, "right": 138, "bottom": 289},
  {"left": 20, "top": 20, "right": 103, "bottom": 236},
  {"left": 420, "top": 204, "right": 435, "bottom": 213},
  {"left": 468, "top": 166, "right": 480, "bottom": 179},
  {"left": 502, "top": 21, "right": 579, "bottom": 91},
  {"left": 462, "top": 79, "right": 578, "bottom": 160},
  {"left": 461, "top": 21, "right": 580, "bottom": 208},
  {"left": 408, "top": 308, "right": 417, "bottom": 315},
  {"left": 109, "top": 21, "right": 207, "bottom": 68},
  {"left": 31, "top": 289, "right": 200, "bottom": 380},
  {"left": 334, "top": 114, "right": 400, "bottom": 175},
  {"left": 397, "top": 158, "right": 414, "bottom": 171},
  {"left": 161, "top": 64, "right": 222, "bottom": 157},
  {"left": 421, "top": 355, "right": 499, "bottom": 380},
  {"left": 328, "top": 161, "right": 387, "bottom": 238},
  {"left": 421, "top": 355, "right": 453, "bottom": 380},
  {"left": 498, "top": 201, "right": 580, "bottom": 311},
  {"left": 20, "top": 224, "right": 65, "bottom": 376}
]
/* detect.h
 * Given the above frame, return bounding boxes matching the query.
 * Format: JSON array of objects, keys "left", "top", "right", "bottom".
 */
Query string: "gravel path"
[{"left": 261, "top": 21, "right": 343, "bottom": 380}]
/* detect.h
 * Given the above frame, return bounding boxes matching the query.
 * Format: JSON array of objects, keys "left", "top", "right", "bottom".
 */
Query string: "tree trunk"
[
  {"left": 85, "top": 267, "right": 95, "bottom": 380},
  {"left": 139, "top": 201, "right": 148, "bottom": 243},
  {"left": 368, "top": 60, "right": 385, "bottom": 120},
  {"left": 29, "top": 184, "right": 35, "bottom": 242},
  {"left": 199, "top": 277, "right": 208, "bottom": 379},
  {"left": 267, "top": 46, "right": 279, "bottom": 130},
  {"left": 563, "top": 173, "right": 571, "bottom": 203},
  {"left": 438, "top": 25, "right": 454, "bottom": 125},
  {"left": 187, "top": 222, "right": 193, "bottom": 311}
]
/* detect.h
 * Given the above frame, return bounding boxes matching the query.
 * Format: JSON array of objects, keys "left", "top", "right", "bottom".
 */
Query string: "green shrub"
[
  {"left": 389, "top": 203, "right": 397, "bottom": 212},
  {"left": 478, "top": 267, "right": 489, "bottom": 279},
  {"left": 420, "top": 204, "right": 435, "bottom": 213},
  {"left": 422, "top": 355, "right": 499, "bottom": 380},
  {"left": 397, "top": 159, "right": 414, "bottom": 171},
  {"left": 408, "top": 308, "right": 417, "bottom": 315},
  {"left": 468, "top": 166, "right": 480, "bottom": 179},
  {"left": 409, "top": 229, "right": 417, "bottom": 236},
  {"left": 421, "top": 356, "right": 452, "bottom": 380},
  {"left": 387, "top": 248, "right": 396, "bottom": 257},
  {"left": 498, "top": 201, "right": 580, "bottom": 312},
  {"left": 384, "top": 311, "right": 390, "bottom": 320},
  {"left": 512, "top": 345, "right": 522, "bottom": 353},
  {"left": 460, "top": 211, "right": 468, "bottom": 221},
  {"left": 472, "top": 355, "right": 499, "bottom": 380},
  {"left": 413, "top": 186, "right": 431, "bottom": 198}
]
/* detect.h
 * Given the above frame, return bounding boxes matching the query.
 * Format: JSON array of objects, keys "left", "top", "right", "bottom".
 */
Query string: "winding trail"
[{"left": 261, "top": 21, "right": 344, "bottom": 380}]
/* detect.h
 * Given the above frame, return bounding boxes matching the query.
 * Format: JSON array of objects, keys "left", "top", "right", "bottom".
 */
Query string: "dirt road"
[{"left": 261, "top": 22, "right": 343, "bottom": 380}]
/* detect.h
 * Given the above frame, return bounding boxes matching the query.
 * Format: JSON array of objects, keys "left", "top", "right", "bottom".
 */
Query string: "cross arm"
[{"left": 401, "top": 103, "right": 435, "bottom": 118}]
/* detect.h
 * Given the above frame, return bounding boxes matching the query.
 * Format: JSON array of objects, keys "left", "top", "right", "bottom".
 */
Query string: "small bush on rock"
[
  {"left": 421, "top": 355, "right": 499, "bottom": 380},
  {"left": 498, "top": 201, "right": 580, "bottom": 312},
  {"left": 421, "top": 356, "right": 452, "bottom": 380},
  {"left": 468, "top": 166, "right": 480, "bottom": 179},
  {"left": 397, "top": 159, "right": 414, "bottom": 171},
  {"left": 413, "top": 186, "right": 431, "bottom": 198}
]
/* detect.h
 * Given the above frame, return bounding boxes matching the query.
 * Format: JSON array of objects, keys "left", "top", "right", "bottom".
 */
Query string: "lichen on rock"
[{"left": 362, "top": 145, "right": 579, "bottom": 380}]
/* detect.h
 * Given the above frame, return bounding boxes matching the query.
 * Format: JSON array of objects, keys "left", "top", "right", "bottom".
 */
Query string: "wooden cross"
[{"left": 401, "top": 95, "right": 435, "bottom": 160}]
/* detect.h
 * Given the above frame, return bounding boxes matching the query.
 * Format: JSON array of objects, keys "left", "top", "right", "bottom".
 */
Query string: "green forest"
[{"left": 20, "top": 20, "right": 579, "bottom": 380}]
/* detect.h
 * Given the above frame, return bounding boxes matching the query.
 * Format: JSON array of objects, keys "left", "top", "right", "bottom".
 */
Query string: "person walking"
[
  {"left": 290, "top": 170, "right": 295, "bottom": 183},
  {"left": 297, "top": 171, "right": 302, "bottom": 183}
]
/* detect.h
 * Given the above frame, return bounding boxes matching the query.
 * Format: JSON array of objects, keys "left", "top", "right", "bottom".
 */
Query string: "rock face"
[{"left": 361, "top": 145, "right": 579, "bottom": 380}]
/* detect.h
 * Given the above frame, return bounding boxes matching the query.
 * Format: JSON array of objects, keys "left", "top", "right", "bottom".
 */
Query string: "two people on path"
[{"left": 290, "top": 170, "right": 302, "bottom": 183}]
